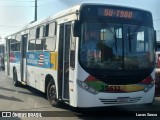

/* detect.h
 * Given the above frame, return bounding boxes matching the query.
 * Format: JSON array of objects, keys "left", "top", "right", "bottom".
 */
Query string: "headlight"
[
  {"left": 143, "top": 81, "right": 154, "bottom": 93},
  {"left": 77, "top": 80, "right": 99, "bottom": 95}
]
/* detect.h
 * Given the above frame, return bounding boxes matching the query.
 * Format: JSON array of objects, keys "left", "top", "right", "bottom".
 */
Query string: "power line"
[
  {"left": 0, "top": 25, "right": 21, "bottom": 28},
  {"left": 38, "top": 1, "right": 55, "bottom": 7},
  {"left": 0, "top": 33, "right": 6, "bottom": 35},
  {"left": 0, "top": 0, "right": 35, "bottom": 7},
  {"left": 0, "top": 6, "right": 34, "bottom": 7},
  {"left": 0, "top": 0, "right": 34, "bottom": 2}
]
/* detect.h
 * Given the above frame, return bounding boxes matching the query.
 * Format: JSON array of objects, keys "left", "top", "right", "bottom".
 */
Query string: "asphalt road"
[{"left": 0, "top": 71, "right": 160, "bottom": 120}]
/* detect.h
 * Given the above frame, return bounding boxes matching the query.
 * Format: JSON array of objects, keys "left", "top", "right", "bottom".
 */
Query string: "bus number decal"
[
  {"left": 108, "top": 86, "right": 121, "bottom": 92},
  {"left": 101, "top": 85, "right": 121, "bottom": 92}
]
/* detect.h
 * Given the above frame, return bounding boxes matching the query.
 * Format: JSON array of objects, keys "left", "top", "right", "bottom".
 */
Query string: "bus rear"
[{"left": 76, "top": 4, "right": 155, "bottom": 107}]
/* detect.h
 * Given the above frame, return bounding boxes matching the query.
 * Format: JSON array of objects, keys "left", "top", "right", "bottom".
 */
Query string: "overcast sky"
[{"left": 0, "top": 0, "right": 159, "bottom": 41}]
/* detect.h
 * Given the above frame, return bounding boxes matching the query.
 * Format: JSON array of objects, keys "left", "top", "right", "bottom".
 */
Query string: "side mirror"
[
  {"left": 154, "top": 30, "right": 157, "bottom": 51},
  {"left": 73, "top": 20, "right": 81, "bottom": 37}
]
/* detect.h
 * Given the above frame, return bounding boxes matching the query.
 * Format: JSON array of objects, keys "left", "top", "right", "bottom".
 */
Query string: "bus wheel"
[
  {"left": 47, "top": 80, "right": 59, "bottom": 106},
  {"left": 13, "top": 69, "right": 20, "bottom": 87}
]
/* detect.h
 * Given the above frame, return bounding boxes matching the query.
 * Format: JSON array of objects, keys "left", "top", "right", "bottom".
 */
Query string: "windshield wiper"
[
  {"left": 100, "top": 22, "right": 118, "bottom": 53},
  {"left": 130, "top": 25, "right": 142, "bottom": 40},
  {"left": 114, "top": 27, "right": 118, "bottom": 53},
  {"left": 128, "top": 27, "right": 131, "bottom": 52},
  {"left": 127, "top": 25, "right": 142, "bottom": 52}
]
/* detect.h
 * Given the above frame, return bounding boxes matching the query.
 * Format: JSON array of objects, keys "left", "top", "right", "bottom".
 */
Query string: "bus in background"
[
  {"left": 0, "top": 43, "right": 5, "bottom": 71},
  {"left": 5, "top": 3, "right": 156, "bottom": 107},
  {"left": 155, "top": 41, "right": 160, "bottom": 96}
]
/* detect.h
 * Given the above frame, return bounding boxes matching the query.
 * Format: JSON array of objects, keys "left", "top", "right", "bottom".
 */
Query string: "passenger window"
[
  {"left": 40, "top": 26, "right": 44, "bottom": 38},
  {"left": 35, "top": 39, "right": 43, "bottom": 51},
  {"left": 49, "top": 22, "right": 55, "bottom": 37},
  {"left": 29, "top": 28, "right": 36, "bottom": 40},
  {"left": 28, "top": 40, "right": 35, "bottom": 51},
  {"left": 44, "top": 38, "right": 56, "bottom": 51},
  {"left": 10, "top": 34, "right": 21, "bottom": 52},
  {"left": 44, "top": 24, "right": 49, "bottom": 37},
  {"left": 36, "top": 27, "right": 40, "bottom": 39},
  {"left": 11, "top": 44, "right": 15, "bottom": 51},
  {"left": 43, "top": 22, "right": 57, "bottom": 51}
]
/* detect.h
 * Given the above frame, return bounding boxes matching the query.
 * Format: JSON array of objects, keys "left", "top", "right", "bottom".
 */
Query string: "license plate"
[{"left": 117, "top": 97, "right": 129, "bottom": 103}]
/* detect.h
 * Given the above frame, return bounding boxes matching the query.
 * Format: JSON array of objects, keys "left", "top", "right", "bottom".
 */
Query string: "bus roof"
[{"left": 5, "top": 3, "right": 152, "bottom": 38}]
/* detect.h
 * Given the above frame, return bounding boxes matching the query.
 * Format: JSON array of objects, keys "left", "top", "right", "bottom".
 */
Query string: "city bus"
[
  {"left": 5, "top": 3, "right": 156, "bottom": 107},
  {"left": 155, "top": 41, "right": 160, "bottom": 96},
  {"left": 0, "top": 43, "right": 5, "bottom": 71}
]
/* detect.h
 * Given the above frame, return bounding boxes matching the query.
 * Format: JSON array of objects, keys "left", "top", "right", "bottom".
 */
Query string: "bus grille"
[{"left": 99, "top": 97, "right": 142, "bottom": 104}]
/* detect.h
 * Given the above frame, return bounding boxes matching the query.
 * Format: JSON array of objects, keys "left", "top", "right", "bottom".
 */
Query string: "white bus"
[{"left": 5, "top": 3, "right": 156, "bottom": 107}]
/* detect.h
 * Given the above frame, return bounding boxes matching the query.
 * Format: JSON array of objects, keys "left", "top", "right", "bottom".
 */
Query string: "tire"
[
  {"left": 47, "top": 80, "right": 60, "bottom": 106},
  {"left": 13, "top": 69, "right": 20, "bottom": 87}
]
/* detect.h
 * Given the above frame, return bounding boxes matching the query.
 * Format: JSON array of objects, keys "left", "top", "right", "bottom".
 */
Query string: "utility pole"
[{"left": 35, "top": 0, "right": 37, "bottom": 21}]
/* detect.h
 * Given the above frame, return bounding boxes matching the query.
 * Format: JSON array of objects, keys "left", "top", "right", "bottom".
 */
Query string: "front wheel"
[{"left": 47, "top": 80, "right": 60, "bottom": 106}]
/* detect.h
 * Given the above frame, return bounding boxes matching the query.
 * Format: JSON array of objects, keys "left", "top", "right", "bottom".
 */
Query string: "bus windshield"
[{"left": 79, "top": 22, "right": 154, "bottom": 70}]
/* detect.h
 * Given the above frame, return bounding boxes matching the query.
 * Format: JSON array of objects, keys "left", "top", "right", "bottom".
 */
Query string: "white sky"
[{"left": 0, "top": 0, "right": 159, "bottom": 41}]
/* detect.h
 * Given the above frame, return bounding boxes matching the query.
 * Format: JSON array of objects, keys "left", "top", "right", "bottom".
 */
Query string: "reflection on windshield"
[{"left": 80, "top": 22, "right": 154, "bottom": 70}]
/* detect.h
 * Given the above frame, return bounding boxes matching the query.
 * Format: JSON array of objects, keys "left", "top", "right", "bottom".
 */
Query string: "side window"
[
  {"left": 10, "top": 43, "right": 20, "bottom": 52},
  {"left": 29, "top": 28, "right": 36, "bottom": 40},
  {"left": 44, "top": 24, "right": 49, "bottom": 37},
  {"left": 15, "top": 33, "right": 21, "bottom": 51},
  {"left": 40, "top": 26, "right": 44, "bottom": 38},
  {"left": 35, "top": 39, "right": 43, "bottom": 50},
  {"left": 10, "top": 36, "right": 16, "bottom": 51},
  {"left": 10, "top": 34, "right": 21, "bottom": 52},
  {"left": 11, "top": 44, "right": 15, "bottom": 51},
  {"left": 43, "top": 38, "right": 56, "bottom": 51},
  {"left": 29, "top": 28, "right": 36, "bottom": 51},
  {"left": 28, "top": 40, "right": 35, "bottom": 51},
  {"left": 49, "top": 22, "right": 56, "bottom": 36},
  {"left": 44, "top": 22, "right": 57, "bottom": 51},
  {"left": 36, "top": 27, "right": 40, "bottom": 39},
  {"left": 35, "top": 26, "right": 43, "bottom": 51},
  {"left": 70, "top": 23, "right": 76, "bottom": 69}
]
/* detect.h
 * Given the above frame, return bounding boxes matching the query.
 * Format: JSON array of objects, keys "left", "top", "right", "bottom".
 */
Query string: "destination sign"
[
  {"left": 98, "top": 8, "right": 141, "bottom": 20},
  {"left": 104, "top": 9, "right": 132, "bottom": 18}
]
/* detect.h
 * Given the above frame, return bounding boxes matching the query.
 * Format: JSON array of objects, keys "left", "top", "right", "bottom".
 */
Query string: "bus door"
[
  {"left": 59, "top": 23, "right": 71, "bottom": 100},
  {"left": 20, "top": 34, "right": 28, "bottom": 83}
]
